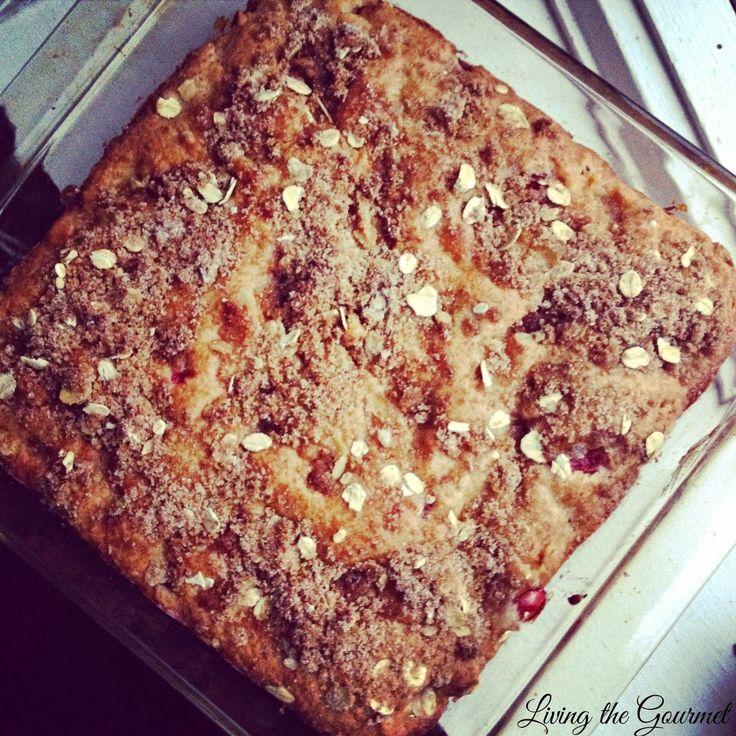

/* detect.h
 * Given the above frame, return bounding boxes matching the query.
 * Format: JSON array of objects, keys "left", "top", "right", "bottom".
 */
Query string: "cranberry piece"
[
  {"left": 532, "top": 118, "right": 553, "bottom": 135},
  {"left": 305, "top": 453, "right": 335, "bottom": 496},
  {"left": 570, "top": 447, "right": 609, "bottom": 474},
  {"left": 171, "top": 367, "right": 195, "bottom": 384},
  {"left": 527, "top": 171, "right": 551, "bottom": 190},
  {"left": 521, "top": 312, "right": 542, "bottom": 332},
  {"left": 516, "top": 588, "right": 547, "bottom": 621}
]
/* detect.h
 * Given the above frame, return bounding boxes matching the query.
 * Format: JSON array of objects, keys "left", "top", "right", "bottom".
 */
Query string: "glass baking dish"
[{"left": 1, "top": 2, "right": 734, "bottom": 735}]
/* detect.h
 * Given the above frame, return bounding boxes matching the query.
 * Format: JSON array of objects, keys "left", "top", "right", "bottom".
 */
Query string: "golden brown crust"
[{"left": 1, "top": 1, "right": 735, "bottom": 734}]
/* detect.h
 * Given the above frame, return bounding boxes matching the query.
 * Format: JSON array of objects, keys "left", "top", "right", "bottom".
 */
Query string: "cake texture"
[{"left": 1, "top": 1, "right": 735, "bottom": 734}]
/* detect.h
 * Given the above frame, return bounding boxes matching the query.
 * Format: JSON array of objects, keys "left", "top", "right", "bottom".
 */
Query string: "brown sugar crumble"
[{"left": 1, "top": 2, "right": 735, "bottom": 735}]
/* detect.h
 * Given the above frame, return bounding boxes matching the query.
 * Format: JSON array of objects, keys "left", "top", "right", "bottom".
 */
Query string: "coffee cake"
[{"left": 1, "top": 1, "right": 735, "bottom": 734}]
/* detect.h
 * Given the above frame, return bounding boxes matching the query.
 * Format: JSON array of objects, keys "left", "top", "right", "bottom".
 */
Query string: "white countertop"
[{"left": 1, "top": 2, "right": 735, "bottom": 734}]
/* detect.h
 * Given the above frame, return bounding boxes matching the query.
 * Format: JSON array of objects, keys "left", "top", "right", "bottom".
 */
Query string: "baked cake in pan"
[{"left": 1, "top": 1, "right": 734, "bottom": 734}]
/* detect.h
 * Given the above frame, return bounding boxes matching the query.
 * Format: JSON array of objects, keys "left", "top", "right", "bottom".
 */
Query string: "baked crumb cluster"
[{"left": 0, "top": 1, "right": 733, "bottom": 734}]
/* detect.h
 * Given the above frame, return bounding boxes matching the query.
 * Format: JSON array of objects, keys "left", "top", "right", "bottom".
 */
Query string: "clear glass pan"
[{"left": 1, "top": 2, "right": 734, "bottom": 735}]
